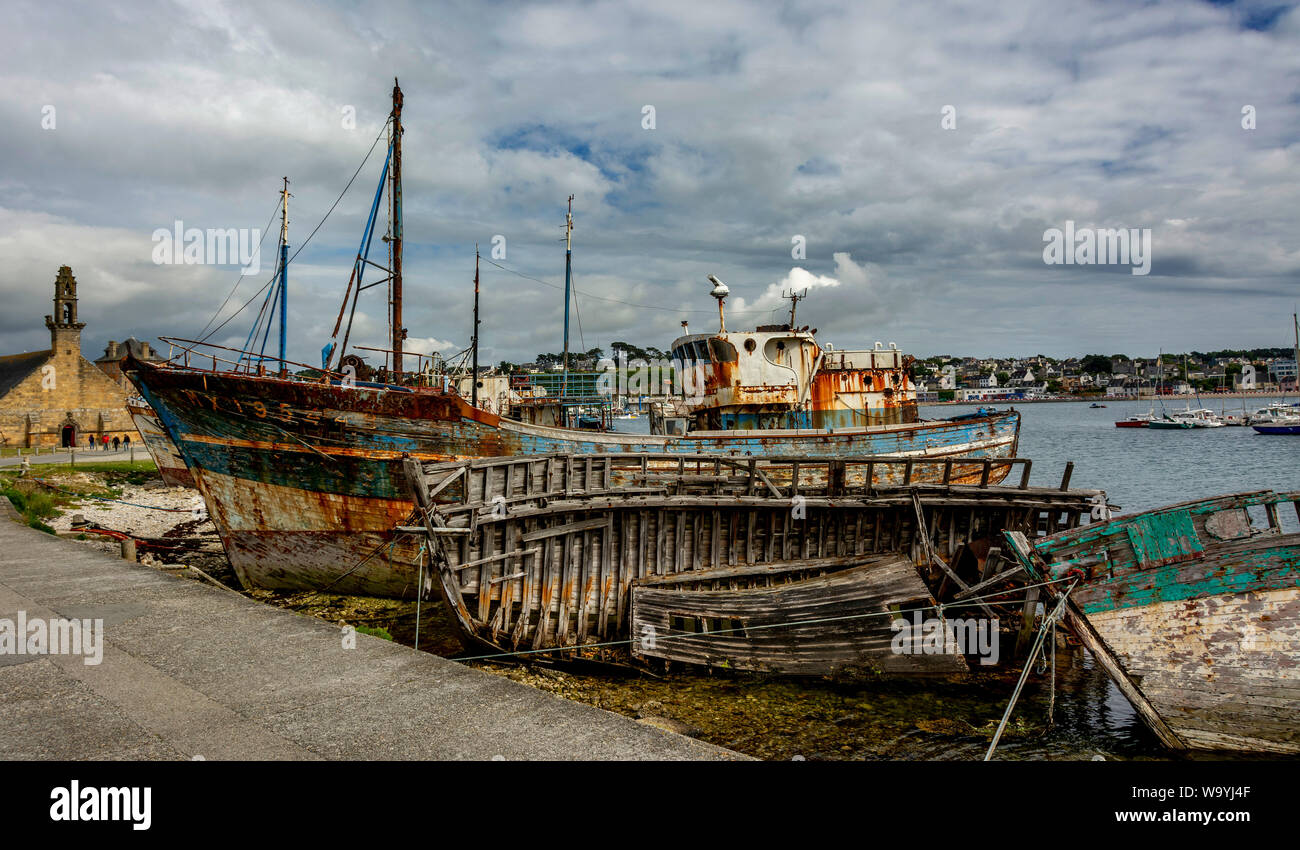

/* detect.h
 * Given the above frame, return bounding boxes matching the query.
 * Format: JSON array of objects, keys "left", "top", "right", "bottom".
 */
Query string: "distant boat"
[
  {"left": 1173, "top": 407, "right": 1226, "bottom": 428},
  {"left": 1253, "top": 421, "right": 1300, "bottom": 435},
  {"left": 1090, "top": 402, "right": 1106, "bottom": 408},
  {"left": 1005, "top": 490, "right": 1300, "bottom": 754},
  {"left": 1147, "top": 416, "right": 1193, "bottom": 430},
  {"left": 1115, "top": 408, "right": 1155, "bottom": 428}
]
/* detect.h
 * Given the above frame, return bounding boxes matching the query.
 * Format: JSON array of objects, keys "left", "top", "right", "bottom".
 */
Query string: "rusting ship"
[
  {"left": 400, "top": 452, "right": 1105, "bottom": 674},
  {"left": 1004, "top": 490, "right": 1300, "bottom": 753}
]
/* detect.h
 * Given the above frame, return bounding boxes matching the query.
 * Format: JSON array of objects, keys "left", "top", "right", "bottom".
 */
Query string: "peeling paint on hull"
[
  {"left": 1009, "top": 491, "right": 1300, "bottom": 753},
  {"left": 126, "top": 360, "right": 1021, "bottom": 598}
]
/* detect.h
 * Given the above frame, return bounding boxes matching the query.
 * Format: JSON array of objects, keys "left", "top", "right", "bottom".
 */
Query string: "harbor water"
[{"left": 580, "top": 398, "right": 1299, "bottom": 760}]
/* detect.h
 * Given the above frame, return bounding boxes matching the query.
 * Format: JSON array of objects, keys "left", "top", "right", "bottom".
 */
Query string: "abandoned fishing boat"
[
  {"left": 124, "top": 81, "right": 1022, "bottom": 592},
  {"left": 399, "top": 452, "right": 1106, "bottom": 675},
  {"left": 125, "top": 398, "right": 193, "bottom": 488},
  {"left": 1003, "top": 490, "right": 1300, "bottom": 753}
]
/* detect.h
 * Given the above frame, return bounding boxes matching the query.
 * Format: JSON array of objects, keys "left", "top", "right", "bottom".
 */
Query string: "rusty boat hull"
[
  {"left": 126, "top": 401, "right": 194, "bottom": 488},
  {"left": 125, "top": 359, "right": 1021, "bottom": 598},
  {"left": 1006, "top": 491, "right": 1300, "bottom": 754}
]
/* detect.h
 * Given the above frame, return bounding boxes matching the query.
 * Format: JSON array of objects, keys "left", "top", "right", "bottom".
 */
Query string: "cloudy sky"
[{"left": 2, "top": 0, "right": 1298, "bottom": 370}]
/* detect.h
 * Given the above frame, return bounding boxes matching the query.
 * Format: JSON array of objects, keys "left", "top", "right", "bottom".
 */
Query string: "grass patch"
[
  {"left": 2, "top": 481, "right": 60, "bottom": 529},
  {"left": 354, "top": 625, "right": 394, "bottom": 641}
]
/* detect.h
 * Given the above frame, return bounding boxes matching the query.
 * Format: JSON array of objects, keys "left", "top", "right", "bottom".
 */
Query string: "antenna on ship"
[
  {"left": 782, "top": 287, "right": 808, "bottom": 329},
  {"left": 389, "top": 77, "right": 405, "bottom": 379},
  {"left": 708, "top": 274, "right": 729, "bottom": 333},
  {"left": 561, "top": 194, "right": 574, "bottom": 397}
]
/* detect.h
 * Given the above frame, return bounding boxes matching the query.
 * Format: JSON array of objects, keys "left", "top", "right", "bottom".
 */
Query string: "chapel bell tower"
[{"left": 45, "top": 265, "right": 86, "bottom": 354}]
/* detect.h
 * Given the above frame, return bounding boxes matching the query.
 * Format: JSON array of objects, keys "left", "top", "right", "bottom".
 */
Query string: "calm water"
[
  {"left": 605, "top": 399, "right": 1300, "bottom": 759},
  {"left": 942, "top": 398, "right": 1300, "bottom": 518}
]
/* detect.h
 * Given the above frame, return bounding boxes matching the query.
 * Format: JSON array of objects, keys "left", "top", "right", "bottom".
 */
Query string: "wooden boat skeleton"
[{"left": 401, "top": 452, "right": 1107, "bottom": 675}]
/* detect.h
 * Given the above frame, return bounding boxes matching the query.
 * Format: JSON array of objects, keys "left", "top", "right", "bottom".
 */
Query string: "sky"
[{"left": 1, "top": 0, "right": 1298, "bottom": 370}]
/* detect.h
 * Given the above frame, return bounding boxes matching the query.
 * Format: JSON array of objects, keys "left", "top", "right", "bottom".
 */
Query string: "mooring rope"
[{"left": 983, "top": 579, "right": 1078, "bottom": 761}]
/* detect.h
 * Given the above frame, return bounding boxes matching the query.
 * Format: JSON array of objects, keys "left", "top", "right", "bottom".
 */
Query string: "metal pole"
[
  {"left": 472, "top": 248, "right": 480, "bottom": 408},
  {"left": 561, "top": 194, "right": 573, "bottom": 396},
  {"left": 278, "top": 176, "right": 290, "bottom": 374},
  {"left": 389, "top": 78, "right": 405, "bottom": 378}
]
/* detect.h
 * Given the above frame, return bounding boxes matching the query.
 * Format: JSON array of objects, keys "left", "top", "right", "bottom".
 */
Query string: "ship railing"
[{"left": 157, "top": 336, "right": 361, "bottom": 385}]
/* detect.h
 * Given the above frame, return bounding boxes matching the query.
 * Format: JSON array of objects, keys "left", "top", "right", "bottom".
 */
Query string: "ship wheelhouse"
[{"left": 656, "top": 323, "right": 920, "bottom": 434}]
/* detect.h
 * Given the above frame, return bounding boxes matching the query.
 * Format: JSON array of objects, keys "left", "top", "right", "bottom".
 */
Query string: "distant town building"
[
  {"left": 0, "top": 266, "right": 140, "bottom": 448},
  {"left": 1269, "top": 359, "right": 1297, "bottom": 390}
]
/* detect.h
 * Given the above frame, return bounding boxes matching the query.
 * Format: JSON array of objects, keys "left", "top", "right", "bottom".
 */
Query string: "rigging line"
[
  {"left": 480, "top": 257, "right": 787, "bottom": 316},
  {"left": 570, "top": 258, "right": 586, "bottom": 355},
  {"left": 286, "top": 119, "right": 391, "bottom": 267},
  {"left": 197, "top": 262, "right": 281, "bottom": 346},
  {"left": 193, "top": 195, "right": 283, "bottom": 342},
  {"left": 193, "top": 121, "right": 391, "bottom": 350}
]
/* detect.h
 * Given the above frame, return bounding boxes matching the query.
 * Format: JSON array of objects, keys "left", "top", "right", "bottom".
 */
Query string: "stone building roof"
[
  {"left": 0, "top": 350, "right": 51, "bottom": 398},
  {"left": 96, "top": 337, "right": 166, "bottom": 365}
]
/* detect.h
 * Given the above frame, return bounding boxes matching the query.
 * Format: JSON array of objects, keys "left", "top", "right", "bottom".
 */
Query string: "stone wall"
[{"left": 0, "top": 349, "right": 139, "bottom": 448}]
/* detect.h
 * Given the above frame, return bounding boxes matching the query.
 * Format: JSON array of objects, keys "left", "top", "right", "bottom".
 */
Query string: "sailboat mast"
[
  {"left": 472, "top": 248, "right": 480, "bottom": 408},
  {"left": 561, "top": 194, "right": 574, "bottom": 397},
  {"left": 1292, "top": 312, "right": 1298, "bottom": 395},
  {"left": 389, "top": 78, "right": 405, "bottom": 378},
  {"left": 278, "top": 176, "right": 290, "bottom": 374}
]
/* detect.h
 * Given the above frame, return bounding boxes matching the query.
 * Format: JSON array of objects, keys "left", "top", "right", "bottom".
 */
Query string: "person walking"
[
  {"left": 101, "top": 434, "right": 109, "bottom": 451},
  {"left": 87, "top": 434, "right": 95, "bottom": 451},
  {"left": 112, "top": 436, "right": 120, "bottom": 451}
]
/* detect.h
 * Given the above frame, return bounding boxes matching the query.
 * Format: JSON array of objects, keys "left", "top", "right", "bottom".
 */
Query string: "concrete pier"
[{"left": 0, "top": 512, "right": 741, "bottom": 760}]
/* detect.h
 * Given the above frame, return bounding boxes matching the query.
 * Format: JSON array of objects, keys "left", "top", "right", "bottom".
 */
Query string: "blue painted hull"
[{"left": 1253, "top": 424, "right": 1300, "bottom": 434}]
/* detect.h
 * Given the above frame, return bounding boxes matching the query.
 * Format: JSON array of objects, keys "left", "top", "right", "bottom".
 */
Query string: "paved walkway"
[{"left": 0, "top": 510, "right": 741, "bottom": 760}]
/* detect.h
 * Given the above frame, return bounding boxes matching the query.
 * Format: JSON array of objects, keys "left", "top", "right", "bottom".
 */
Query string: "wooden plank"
[
  {"left": 521, "top": 517, "right": 609, "bottom": 542},
  {"left": 599, "top": 515, "right": 615, "bottom": 636}
]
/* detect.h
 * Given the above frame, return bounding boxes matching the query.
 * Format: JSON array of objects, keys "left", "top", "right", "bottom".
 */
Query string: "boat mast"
[
  {"left": 278, "top": 176, "right": 290, "bottom": 374},
  {"left": 1292, "top": 312, "right": 1298, "bottom": 397},
  {"left": 561, "top": 194, "right": 574, "bottom": 397},
  {"left": 472, "top": 247, "right": 480, "bottom": 408},
  {"left": 389, "top": 78, "right": 405, "bottom": 378},
  {"left": 784, "top": 288, "right": 807, "bottom": 328}
]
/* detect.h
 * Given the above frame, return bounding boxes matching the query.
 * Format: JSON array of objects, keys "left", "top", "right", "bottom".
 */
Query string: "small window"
[
  {"left": 708, "top": 338, "right": 738, "bottom": 363},
  {"left": 743, "top": 338, "right": 757, "bottom": 353}
]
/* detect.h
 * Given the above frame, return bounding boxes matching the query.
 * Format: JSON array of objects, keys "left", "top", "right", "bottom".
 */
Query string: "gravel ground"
[{"left": 50, "top": 480, "right": 210, "bottom": 539}]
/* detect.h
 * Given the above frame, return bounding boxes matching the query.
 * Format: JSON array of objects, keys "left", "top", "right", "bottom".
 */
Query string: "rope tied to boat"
[{"left": 984, "top": 578, "right": 1078, "bottom": 762}]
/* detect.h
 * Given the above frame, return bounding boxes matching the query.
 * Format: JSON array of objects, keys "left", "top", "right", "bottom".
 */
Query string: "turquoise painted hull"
[{"left": 1011, "top": 491, "right": 1300, "bottom": 753}]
